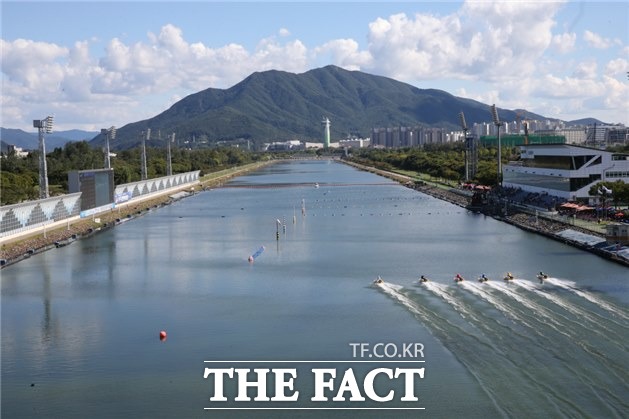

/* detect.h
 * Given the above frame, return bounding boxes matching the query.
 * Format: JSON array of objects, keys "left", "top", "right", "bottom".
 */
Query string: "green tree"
[
  {"left": 1, "top": 171, "right": 39, "bottom": 204},
  {"left": 1, "top": 140, "right": 262, "bottom": 205},
  {"left": 590, "top": 181, "right": 629, "bottom": 208}
]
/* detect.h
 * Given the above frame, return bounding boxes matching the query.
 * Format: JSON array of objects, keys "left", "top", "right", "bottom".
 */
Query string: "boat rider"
[
  {"left": 420, "top": 275, "right": 428, "bottom": 282},
  {"left": 538, "top": 271, "right": 547, "bottom": 284}
]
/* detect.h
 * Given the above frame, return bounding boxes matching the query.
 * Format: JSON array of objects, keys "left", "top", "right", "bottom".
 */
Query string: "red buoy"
[{"left": 159, "top": 330, "right": 167, "bottom": 341}]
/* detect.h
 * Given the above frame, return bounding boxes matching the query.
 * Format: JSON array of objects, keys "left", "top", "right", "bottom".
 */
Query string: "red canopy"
[{"left": 560, "top": 203, "right": 593, "bottom": 211}]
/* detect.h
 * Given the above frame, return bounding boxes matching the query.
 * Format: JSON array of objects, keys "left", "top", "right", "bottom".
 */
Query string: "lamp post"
[
  {"left": 33, "top": 115, "right": 53, "bottom": 199},
  {"left": 100, "top": 126, "right": 116, "bottom": 169},
  {"left": 490, "top": 104, "right": 503, "bottom": 187}
]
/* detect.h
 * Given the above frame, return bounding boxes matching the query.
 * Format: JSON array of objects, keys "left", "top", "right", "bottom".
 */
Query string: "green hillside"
[{"left": 91, "top": 65, "right": 542, "bottom": 150}]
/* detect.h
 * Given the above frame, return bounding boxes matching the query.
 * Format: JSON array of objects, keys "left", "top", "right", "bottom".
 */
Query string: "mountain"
[
  {"left": 0, "top": 128, "right": 37, "bottom": 151},
  {"left": 565, "top": 118, "right": 609, "bottom": 127},
  {"left": 0, "top": 128, "right": 98, "bottom": 152},
  {"left": 56, "top": 129, "right": 100, "bottom": 142},
  {"left": 87, "top": 66, "right": 536, "bottom": 149},
  {"left": 5, "top": 66, "right": 609, "bottom": 154}
]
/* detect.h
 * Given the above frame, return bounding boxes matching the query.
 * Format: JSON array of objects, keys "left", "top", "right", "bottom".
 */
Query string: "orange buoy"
[{"left": 159, "top": 330, "right": 167, "bottom": 341}]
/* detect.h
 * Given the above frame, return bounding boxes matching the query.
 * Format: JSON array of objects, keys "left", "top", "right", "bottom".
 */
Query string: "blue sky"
[{"left": 1, "top": 1, "right": 627, "bottom": 132}]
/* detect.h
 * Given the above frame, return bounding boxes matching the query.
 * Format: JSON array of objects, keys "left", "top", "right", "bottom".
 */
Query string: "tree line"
[
  {"left": 2, "top": 141, "right": 628, "bottom": 206},
  {"left": 348, "top": 142, "right": 513, "bottom": 186},
  {"left": 0, "top": 141, "right": 260, "bottom": 205},
  {"left": 348, "top": 143, "right": 629, "bottom": 206}
]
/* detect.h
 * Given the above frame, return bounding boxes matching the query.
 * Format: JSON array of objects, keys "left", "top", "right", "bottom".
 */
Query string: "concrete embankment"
[{"left": 0, "top": 160, "right": 276, "bottom": 268}]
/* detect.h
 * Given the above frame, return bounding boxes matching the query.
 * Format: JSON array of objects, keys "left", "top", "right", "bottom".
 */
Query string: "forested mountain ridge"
[{"left": 89, "top": 65, "right": 555, "bottom": 150}]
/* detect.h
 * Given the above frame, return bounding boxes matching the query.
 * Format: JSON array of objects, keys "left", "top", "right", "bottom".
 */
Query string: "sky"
[{"left": 1, "top": 0, "right": 628, "bottom": 133}]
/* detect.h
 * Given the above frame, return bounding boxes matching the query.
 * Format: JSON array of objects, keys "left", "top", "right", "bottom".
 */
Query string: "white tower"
[{"left": 322, "top": 117, "right": 331, "bottom": 149}]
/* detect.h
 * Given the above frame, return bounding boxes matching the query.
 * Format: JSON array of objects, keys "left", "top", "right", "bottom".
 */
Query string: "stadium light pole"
[
  {"left": 101, "top": 126, "right": 116, "bottom": 169},
  {"left": 33, "top": 115, "right": 53, "bottom": 199},
  {"left": 490, "top": 104, "right": 503, "bottom": 187},
  {"left": 167, "top": 133, "right": 175, "bottom": 176},
  {"left": 458, "top": 111, "right": 470, "bottom": 182},
  {"left": 141, "top": 128, "right": 151, "bottom": 180}
]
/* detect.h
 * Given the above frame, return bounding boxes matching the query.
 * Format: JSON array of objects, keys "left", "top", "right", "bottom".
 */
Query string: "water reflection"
[{"left": 41, "top": 264, "right": 56, "bottom": 346}]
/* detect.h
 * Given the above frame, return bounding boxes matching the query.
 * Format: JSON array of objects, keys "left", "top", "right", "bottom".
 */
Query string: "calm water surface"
[{"left": 2, "top": 160, "right": 628, "bottom": 418}]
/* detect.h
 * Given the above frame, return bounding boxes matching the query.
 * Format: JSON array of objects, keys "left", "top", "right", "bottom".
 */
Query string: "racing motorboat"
[
  {"left": 537, "top": 271, "right": 549, "bottom": 283},
  {"left": 454, "top": 273, "right": 465, "bottom": 283},
  {"left": 503, "top": 272, "right": 514, "bottom": 281},
  {"left": 374, "top": 276, "right": 384, "bottom": 285},
  {"left": 419, "top": 275, "right": 429, "bottom": 283},
  {"left": 478, "top": 274, "right": 489, "bottom": 283}
]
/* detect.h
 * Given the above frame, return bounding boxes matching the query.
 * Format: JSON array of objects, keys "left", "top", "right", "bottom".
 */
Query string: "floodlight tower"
[
  {"left": 459, "top": 111, "right": 477, "bottom": 182},
  {"left": 490, "top": 104, "right": 503, "bottom": 186},
  {"left": 322, "top": 117, "right": 331, "bottom": 149},
  {"left": 141, "top": 128, "right": 151, "bottom": 180},
  {"left": 167, "top": 133, "right": 175, "bottom": 176},
  {"left": 101, "top": 126, "right": 116, "bottom": 169},
  {"left": 33, "top": 115, "right": 53, "bottom": 199}
]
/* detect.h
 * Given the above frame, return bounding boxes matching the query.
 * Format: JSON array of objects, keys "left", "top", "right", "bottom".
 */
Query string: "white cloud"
[
  {"left": 605, "top": 58, "right": 628, "bottom": 77},
  {"left": 551, "top": 32, "right": 576, "bottom": 53},
  {"left": 365, "top": 13, "right": 467, "bottom": 80},
  {"left": 313, "top": 39, "right": 372, "bottom": 70},
  {"left": 458, "top": 88, "right": 501, "bottom": 109},
  {"left": 583, "top": 30, "right": 613, "bottom": 49},
  {"left": 253, "top": 37, "right": 308, "bottom": 73},
  {"left": 573, "top": 61, "right": 598, "bottom": 79},
  {"left": 536, "top": 74, "right": 602, "bottom": 99},
  {"left": 361, "top": 1, "right": 562, "bottom": 84},
  {"left": 1, "top": 39, "right": 68, "bottom": 95},
  {"left": 156, "top": 24, "right": 189, "bottom": 56},
  {"left": 68, "top": 41, "right": 91, "bottom": 67},
  {"left": 601, "top": 75, "right": 629, "bottom": 123}
]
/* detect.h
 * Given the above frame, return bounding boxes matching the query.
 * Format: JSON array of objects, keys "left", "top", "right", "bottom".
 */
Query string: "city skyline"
[{"left": 1, "top": 1, "right": 627, "bottom": 132}]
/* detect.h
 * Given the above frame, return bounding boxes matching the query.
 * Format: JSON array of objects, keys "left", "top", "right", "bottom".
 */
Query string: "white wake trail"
[{"left": 544, "top": 277, "right": 629, "bottom": 321}]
